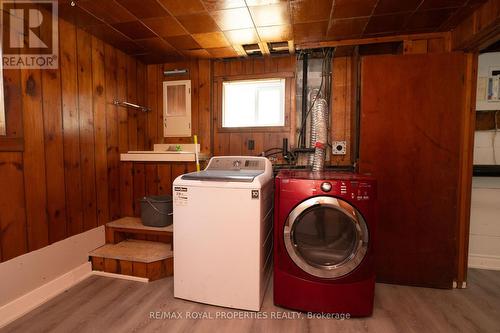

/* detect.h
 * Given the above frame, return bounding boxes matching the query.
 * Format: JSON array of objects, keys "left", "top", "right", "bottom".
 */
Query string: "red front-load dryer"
[{"left": 274, "top": 170, "right": 377, "bottom": 316}]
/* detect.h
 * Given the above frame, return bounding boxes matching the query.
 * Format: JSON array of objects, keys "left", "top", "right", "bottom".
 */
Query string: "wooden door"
[{"left": 359, "top": 53, "right": 467, "bottom": 288}]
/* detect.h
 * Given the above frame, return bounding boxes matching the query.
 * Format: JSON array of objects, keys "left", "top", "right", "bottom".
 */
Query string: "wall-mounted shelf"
[{"left": 120, "top": 143, "right": 208, "bottom": 162}]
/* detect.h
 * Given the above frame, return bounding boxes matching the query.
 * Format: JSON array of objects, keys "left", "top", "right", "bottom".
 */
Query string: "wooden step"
[
  {"left": 90, "top": 240, "right": 173, "bottom": 281},
  {"left": 105, "top": 217, "right": 173, "bottom": 244}
]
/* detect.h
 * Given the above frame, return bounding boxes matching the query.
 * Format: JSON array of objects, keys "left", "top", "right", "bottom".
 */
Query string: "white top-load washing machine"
[{"left": 173, "top": 156, "right": 273, "bottom": 311}]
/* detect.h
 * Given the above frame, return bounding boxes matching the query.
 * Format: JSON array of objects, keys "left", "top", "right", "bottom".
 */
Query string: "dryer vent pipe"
[{"left": 308, "top": 89, "right": 328, "bottom": 172}]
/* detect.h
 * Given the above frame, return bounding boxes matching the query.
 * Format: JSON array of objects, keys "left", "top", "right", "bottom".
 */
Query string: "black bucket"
[{"left": 140, "top": 195, "right": 173, "bottom": 227}]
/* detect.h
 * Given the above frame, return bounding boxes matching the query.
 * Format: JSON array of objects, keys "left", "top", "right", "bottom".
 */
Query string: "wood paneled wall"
[
  {"left": 143, "top": 60, "right": 212, "bottom": 155},
  {"left": 331, "top": 56, "right": 355, "bottom": 166},
  {"left": 142, "top": 55, "right": 358, "bottom": 166},
  {"left": 121, "top": 59, "right": 212, "bottom": 217},
  {"left": 403, "top": 34, "right": 451, "bottom": 54},
  {"left": 359, "top": 52, "right": 470, "bottom": 288},
  {"left": 0, "top": 18, "right": 144, "bottom": 262},
  {"left": 142, "top": 55, "right": 298, "bottom": 159},
  {"left": 213, "top": 56, "right": 296, "bottom": 157},
  {"left": 451, "top": 0, "right": 500, "bottom": 51},
  {"left": 119, "top": 162, "right": 196, "bottom": 218}
]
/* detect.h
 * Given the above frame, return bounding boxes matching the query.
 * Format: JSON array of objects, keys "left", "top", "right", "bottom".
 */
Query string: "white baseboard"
[
  {"left": 468, "top": 254, "right": 500, "bottom": 271},
  {"left": 0, "top": 262, "right": 92, "bottom": 329},
  {"left": 92, "top": 270, "right": 149, "bottom": 283}
]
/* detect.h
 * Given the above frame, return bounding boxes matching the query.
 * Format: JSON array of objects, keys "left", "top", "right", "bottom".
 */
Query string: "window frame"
[
  {"left": 215, "top": 72, "right": 293, "bottom": 133},
  {"left": 222, "top": 78, "right": 286, "bottom": 128}
]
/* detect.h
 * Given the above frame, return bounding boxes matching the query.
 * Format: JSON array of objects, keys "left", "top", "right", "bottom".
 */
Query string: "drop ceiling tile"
[
  {"left": 137, "top": 53, "right": 181, "bottom": 63},
  {"left": 327, "top": 17, "right": 370, "bottom": 39},
  {"left": 115, "top": 0, "right": 170, "bottom": 19},
  {"left": 112, "top": 21, "right": 157, "bottom": 39},
  {"left": 157, "top": 0, "right": 206, "bottom": 16},
  {"left": 249, "top": 3, "right": 290, "bottom": 27},
  {"left": 439, "top": 5, "right": 478, "bottom": 30},
  {"left": 373, "top": 0, "right": 422, "bottom": 15},
  {"left": 405, "top": 9, "right": 455, "bottom": 30},
  {"left": 224, "top": 28, "right": 260, "bottom": 44},
  {"left": 58, "top": 4, "right": 104, "bottom": 27},
  {"left": 142, "top": 16, "right": 187, "bottom": 37},
  {"left": 78, "top": 0, "right": 136, "bottom": 24},
  {"left": 182, "top": 49, "right": 212, "bottom": 58},
  {"left": 192, "top": 32, "right": 231, "bottom": 48},
  {"left": 293, "top": 20, "right": 328, "bottom": 43},
  {"left": 206, "top": 47, "right": 239, "bottom": 58},
  {"left": 212, "top": 7, "right": 254, "bottom": 30},
  {"left": 176, "top": 13, "right": 220, "bottom": 34},
  {"left": 166, "top": 35, "right": 201, "bottom": 49},
  {"left": 291, "top": 0, "right": 333, "bottom": 23},
  {"left": 203, "top": 0, "right": 246, "bottom": 11},
  {"left": 363, "top": 13, "right": 410, "bottom": 35},
  {"left": 246, "top": 0, "right": 288, "bottom": 5},
  {"left": 465, "top": 0, "right": 489, "bottom": 8},
  {"left": 419, "top": 0, "right": 467, "bottom": 10},
  {"left": 257, "top": 25, "right": 292, "bottom": 42},
  {"left": 332, "top": 0, "right": 378, "bottom": 19},
  {"left": 135, "top": 37, "right": 178, "bottom": 54},
  {"left": 84, "top": 24, "right": 145, "bottom": 54}
]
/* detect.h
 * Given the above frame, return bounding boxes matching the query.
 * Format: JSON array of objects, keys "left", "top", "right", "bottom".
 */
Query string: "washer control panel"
[{"left": 207, "top": 157, "right": 265, "bottom": 171}]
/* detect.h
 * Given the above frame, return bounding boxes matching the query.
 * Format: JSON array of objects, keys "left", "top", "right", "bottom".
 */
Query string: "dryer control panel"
[{"left": 313, "top": 180, "right": 375, "bottom": 201}]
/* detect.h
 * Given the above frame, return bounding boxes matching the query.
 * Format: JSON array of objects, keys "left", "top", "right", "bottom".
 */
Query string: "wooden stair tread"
[
  {"left": 106, "top": 217, "right": 173, "bottom": 234},
  {"left": 90, "top": 240, "right": 173, "bottom": 263}
]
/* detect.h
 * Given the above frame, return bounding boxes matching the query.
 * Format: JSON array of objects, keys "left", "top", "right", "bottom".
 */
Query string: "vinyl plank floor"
[{"left": 2, "top": 269, "right": 500, "bottom": 333}]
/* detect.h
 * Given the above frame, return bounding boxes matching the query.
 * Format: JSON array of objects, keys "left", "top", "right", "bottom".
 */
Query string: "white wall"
[
  {"left": 469, "top": 177, "right": 500, "bottom": 270},
  {"left": 474, "top": 52, "right": 500, "bottom": 165},
  {"left": 469, "top": 53, "right": 500, "bottom": 271},
  {"left": 476, "top": 52, "right": 500, "bottom": 111},
  {"left": 0, "top": 226, "right": 104, "bottom": 306},
  {"left": 474, "top": 130, "right": 500, "bottom": 165}
]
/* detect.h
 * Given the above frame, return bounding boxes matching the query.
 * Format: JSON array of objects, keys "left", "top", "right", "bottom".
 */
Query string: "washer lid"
[{"left": 181, "top": 170, "right": 263, "bottom": 182}]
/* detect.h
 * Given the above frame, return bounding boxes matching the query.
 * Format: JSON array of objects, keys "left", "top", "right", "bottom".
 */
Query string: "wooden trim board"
[
  {"left": 456, "top": 53, "right": 479, "bottom": 287},
  {"left": 468, "top": 254, "right": 500, "bottom": 271},
  {"left": 297, "top": 32, "right": 449, "bottom": 49},
  {"left": 89, "top": 240, "right": 173, "bottom": 263},
  {"left": 92, "top": 270, "right": 149, "bottom": 283}
]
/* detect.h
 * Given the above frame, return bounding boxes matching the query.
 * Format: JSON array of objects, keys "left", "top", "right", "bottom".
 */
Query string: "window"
[{"left": 222, "top": 78, "right": 285, "bottom": 128}]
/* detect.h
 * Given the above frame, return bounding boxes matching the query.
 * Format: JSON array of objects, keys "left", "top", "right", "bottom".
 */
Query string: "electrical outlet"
[{"left": 332, "top": 141, "right": 347, "bottom": 155}]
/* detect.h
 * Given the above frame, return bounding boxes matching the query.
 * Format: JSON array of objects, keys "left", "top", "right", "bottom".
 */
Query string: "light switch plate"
[{"left": 332, "top": 141, "right": 347, "bottom": 155}]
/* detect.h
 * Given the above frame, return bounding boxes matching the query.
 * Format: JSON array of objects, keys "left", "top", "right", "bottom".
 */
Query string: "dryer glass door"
[{"left": 284, "top": 196, "right": 368, "bottom": 279}]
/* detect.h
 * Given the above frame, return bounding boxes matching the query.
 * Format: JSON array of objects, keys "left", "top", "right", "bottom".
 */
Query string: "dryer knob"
[{"left": 321, "top": 182, "right": 332, "bottom": 192}]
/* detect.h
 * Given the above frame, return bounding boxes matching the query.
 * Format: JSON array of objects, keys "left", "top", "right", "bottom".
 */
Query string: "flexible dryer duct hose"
[
  {"left": 308, "top": 89, "right": 328, "bottom": 172},
  {"left": 307, "top": 89, "right": 319, "bottom": 167}
]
